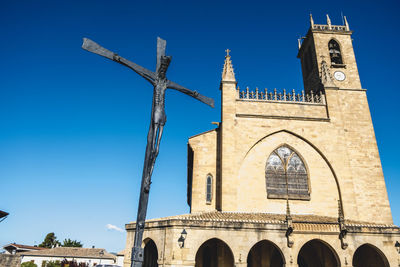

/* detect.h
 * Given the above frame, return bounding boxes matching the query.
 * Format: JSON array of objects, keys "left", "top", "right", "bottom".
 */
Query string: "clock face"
[{"left": 334, "top": 71, "right": 346, "bottom": 81}]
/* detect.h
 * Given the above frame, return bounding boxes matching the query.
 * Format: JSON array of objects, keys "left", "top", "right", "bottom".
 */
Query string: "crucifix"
[{"left": 81, "top": 37, "right": 214, "bottom": 267}]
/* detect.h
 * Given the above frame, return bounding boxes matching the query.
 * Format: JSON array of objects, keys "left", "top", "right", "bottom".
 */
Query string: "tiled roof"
[
  {"left": 3, "top": 243, "right": 48, "bottom": 250},
  {"left": 18, "top": 247, "right": 115, "bottom": 259},
  {"left": 142, "top": 211, "right": 398, "bottom": 228}
]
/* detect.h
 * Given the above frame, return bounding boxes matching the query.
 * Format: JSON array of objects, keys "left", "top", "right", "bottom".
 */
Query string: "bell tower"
[{"left": 297, "top": 14, "right": 362, "bottom": 92}]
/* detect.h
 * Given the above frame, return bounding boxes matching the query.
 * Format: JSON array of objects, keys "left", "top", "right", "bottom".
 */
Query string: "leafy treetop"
[
  {"left": 38, "top": 233, "right": 61, "bottom": 248},
  {"left": 38, "top": 233, "right": 83, "bottom": 248},
  {"left": 62, "top": 239, "right": 83, "bottom": 247}
]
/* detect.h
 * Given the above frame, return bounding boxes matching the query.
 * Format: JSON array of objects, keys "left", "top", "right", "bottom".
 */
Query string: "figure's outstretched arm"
[
  {"left": 167, "top": 81, "right": 215, "bottom": 108},
  {"left": 82, "top": 38, "right": 156, "bottom": 84}
]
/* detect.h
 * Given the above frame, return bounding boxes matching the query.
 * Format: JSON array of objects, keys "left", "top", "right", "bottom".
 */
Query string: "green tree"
[
  {"left": 38, "top": 232, "right": 61, "bottom": 248},
  {"left": 21, "top": 262, "right": 38, "bottom": 267},
  {"left": 62, "top": 238, "right": 83, "bottom": 247}
]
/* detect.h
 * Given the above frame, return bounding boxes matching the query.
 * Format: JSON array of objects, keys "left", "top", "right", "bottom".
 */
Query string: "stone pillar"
[{"left": 220, "top": 49, "right": 238, "bottom": 211}]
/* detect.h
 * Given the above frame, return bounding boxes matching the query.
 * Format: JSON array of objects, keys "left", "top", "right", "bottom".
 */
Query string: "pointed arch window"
[
  {"left": 328, "top": 40, "right": 343, "bottom": 65},
  {"left": 266, "top": 146, "right": 310, "bottom": 200},
  {"left": 206, "top": 174, "right": 212, "bottom": 204}
]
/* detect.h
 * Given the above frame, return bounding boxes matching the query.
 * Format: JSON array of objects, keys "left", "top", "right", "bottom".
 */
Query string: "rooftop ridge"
[
  {"left": 128, "top": 211, "right": 399, "bottom": 229},
  {"left": 17, "top": 247, "right": 115, "bottom": 259}
]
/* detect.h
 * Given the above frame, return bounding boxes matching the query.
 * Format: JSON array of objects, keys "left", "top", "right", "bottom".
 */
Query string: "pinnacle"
[{"left": 222, "top": 49, "right": 236, "bottom": 82}]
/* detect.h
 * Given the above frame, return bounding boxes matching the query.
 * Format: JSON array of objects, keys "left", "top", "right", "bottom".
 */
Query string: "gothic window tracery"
[
  {"left": 266, "top": 146, "right": 310, "bottom": 200},
  {"left": 328, "top": 40, "right": 343, "bottom": 65},
  {"left": 206, "top": 174, "right": 212, "bottom": 203}
]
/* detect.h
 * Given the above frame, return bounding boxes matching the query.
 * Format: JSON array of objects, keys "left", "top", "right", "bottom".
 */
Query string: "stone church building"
[{"left": 124, "top": 15, "right": 400, "bottom": 267}]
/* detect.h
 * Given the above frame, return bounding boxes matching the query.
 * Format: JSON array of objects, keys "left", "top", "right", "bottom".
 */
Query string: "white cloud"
[{"left": 106, "top": 224, "right": 124, "bottom": 233}]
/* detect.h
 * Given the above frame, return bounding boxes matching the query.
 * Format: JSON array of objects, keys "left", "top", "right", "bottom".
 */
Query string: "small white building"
[
  {"left": 19, "top": 247, "right": 116, "bottom": 267},
  {"left": 116, "top": 249, "right": 125, "bottom": 267}
]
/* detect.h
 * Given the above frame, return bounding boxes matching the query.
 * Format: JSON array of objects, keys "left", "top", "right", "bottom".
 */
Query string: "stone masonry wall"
[
  {"left": 313, "top": 31, "right": 362, "bottom": 90},
  {"left": 212, "top": 83, "right": 393, "bottom": 224},
  {"left": 0, "top": 254, "right": 21, "bottom": 267},
  {"left": 188, "top": 130, "right": 218, "bottom": 213}
]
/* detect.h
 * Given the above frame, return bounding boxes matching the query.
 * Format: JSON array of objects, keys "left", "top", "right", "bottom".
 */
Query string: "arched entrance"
[
  {"left": 353, "top": 244, "right": 389, "bottom": 267},
  {"left": 247, "top": 240, "right": 285, "bottom": 267},
  {"left": 195, "top": 238, "right": 234, "bottom": 267},
  {"left": 143, "top": 239, "right": 158, "bottom": 267},
  {"left": 297, "top": 239, "right": 340, "bottom": 267}
]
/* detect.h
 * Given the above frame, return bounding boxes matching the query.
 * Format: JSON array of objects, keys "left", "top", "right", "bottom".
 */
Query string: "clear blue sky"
[{"left": 1, "top": 0, "right": 399, "bottom": 253}]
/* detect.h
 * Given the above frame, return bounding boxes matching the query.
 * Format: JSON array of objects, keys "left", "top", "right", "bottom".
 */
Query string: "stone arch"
[
  {"left": 243, "top": 129, "right": 344, "bottom": 216},
  {"left": 247, "top": 240, "right": 285, "bottom": 267},
  {"left": 143, "top": 238, "right": 158, "bottom": 267},
  {"left": 297, "top": 239, "right": 340, "bottom": 267},
  {"left": 195, "top": 238, "right": 234, "bottom": 267},
  {"left": 352, "top": 243, "right": 389, "bottom": 267}
]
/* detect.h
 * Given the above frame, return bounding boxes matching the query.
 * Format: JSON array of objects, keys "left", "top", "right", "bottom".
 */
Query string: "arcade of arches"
[{"left": 142, "top": 238, "right": 391, "bottom": 267}]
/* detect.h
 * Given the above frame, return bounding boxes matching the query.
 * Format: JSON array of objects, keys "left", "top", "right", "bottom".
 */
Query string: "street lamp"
[{"left": 178, "top": 229, "right": 187, "bottom": 248}]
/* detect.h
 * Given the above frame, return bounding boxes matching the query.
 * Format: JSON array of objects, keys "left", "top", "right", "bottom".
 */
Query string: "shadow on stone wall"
[{"left": 0, "top": 254, "right": 21, "bottom": 267}]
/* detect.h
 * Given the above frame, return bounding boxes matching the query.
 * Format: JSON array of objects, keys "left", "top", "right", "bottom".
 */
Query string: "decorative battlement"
[
  {"left": 237, "top": 87, "right": 325, "bottom": 104},
  {"left": 298, "top": 14, "right": 351, "bottom": 55},
  {"left": 309, "top": 14, "right": 350, "bottom": 32},
  {"left": 312, "top": 24, "right": 347, "bottom": 32}
]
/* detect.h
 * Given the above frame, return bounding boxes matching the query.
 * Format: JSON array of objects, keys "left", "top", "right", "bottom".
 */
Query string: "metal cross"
[{"left": 81, "top": 37, "right": 214, "bottom": 267}]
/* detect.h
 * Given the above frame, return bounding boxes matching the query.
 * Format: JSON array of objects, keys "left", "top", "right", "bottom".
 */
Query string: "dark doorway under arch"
[
  {"left": 143, "top": 239, "right": 158, "bottom": 267},
  {"left": 297, "top": 239, "right": 340, "bottom": 267},
  {"left": 353, "top": 244, "right": 389, "bottom": 267},
  {"left": 195, "top": 238, "right": 234, "bottom": 267},
  {"left": 247, "top": 240, "right": 284, "bottom": 267}
]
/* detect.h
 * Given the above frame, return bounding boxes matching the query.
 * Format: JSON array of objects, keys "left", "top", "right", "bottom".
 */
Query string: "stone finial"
[
  {"left": 320, "top": 57, "right": 336, "bottom": 87},
  {"left": 309, "top": 13, "right": 314, "bottom": 27},
  {"left": 338, "top": 199, "right": 348, "bottom": 249},
  {"left": 298, "top": 38, "right": 302, "bottom": 50},
  {"left": 338, "top": 199, "right": 344, "bottom": 223},
  {"left": 326, "top": 14, "right": 332, "bottom": 28},
  {"left": 221, "top": 49, "right": 236, "bottom": 82},
  {"left": 344, "top": 16, "right": 350, "bottom": 31},
  {"left": 286, "top": 198, "right": 292, "bottom": 221},
  {"left": 285, "top": 198, "right": 294, "bottom": 248}
]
